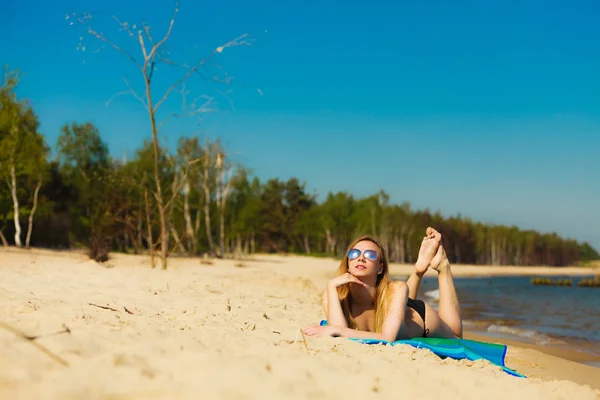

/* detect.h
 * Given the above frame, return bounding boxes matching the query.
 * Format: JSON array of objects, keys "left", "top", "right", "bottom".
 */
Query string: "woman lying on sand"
[{"left": 303, "top": 227, "right": 463, "bottom": 342}]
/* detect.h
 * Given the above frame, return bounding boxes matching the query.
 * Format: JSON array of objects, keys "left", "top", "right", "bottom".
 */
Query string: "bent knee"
[{"left": 423, "top": 303, "right": 456, "bottom": 339}]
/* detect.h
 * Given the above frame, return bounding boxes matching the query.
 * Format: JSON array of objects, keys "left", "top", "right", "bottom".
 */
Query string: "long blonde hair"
[{"left": 335, "top": 235, "right": 392, "bottom": 333}]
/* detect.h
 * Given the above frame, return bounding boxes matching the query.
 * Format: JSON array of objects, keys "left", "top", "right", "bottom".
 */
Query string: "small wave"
[
  {"left": 463, "top": 320, "right": 489, "bottom": 329},
  {"left": 486, "top": 325, "right": 568, "bottom": 346},
  {"left": 423, "top": 289, "right": 439, "bottom": 301}
]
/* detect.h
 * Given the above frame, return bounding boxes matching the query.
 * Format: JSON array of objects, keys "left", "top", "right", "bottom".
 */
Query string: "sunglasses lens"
[
  {"left": 348, "top": 249, "right": 361, "bottom": 260},
  {"left": 364, "top": 250, "right": 378, "bottom": 261}
]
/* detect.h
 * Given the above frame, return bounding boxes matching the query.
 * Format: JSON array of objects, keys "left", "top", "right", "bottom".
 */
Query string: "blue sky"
[{"left": 2, "top": 0, "right": 600, "bottom": 251}]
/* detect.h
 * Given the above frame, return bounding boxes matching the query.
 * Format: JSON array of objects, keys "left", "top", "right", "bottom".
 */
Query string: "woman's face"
[{"left": 347, "top": 240, "right": 381, "bottom": 278}]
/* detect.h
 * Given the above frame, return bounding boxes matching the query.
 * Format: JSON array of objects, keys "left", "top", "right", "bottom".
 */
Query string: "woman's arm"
[
  {"left": 308, "top": 281, "right": 409, "bottom": 342},
  {"left": 405, "top": 270, "right": 424, "bottom": 300},
  {"left": 323, "top": 284, "right": 348, "bottom": 328},
  {"left": 372, "top": 281, "right": 409, "bottom": 342},
  {"left": 322, "top": 273, "right": 369, "bottom": 328}
]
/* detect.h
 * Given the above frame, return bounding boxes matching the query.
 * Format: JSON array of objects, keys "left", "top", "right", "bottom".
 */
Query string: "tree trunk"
[
  {"left": 243, "top": 233, "right": 249, "bottom": 255},
  {"left": 325, "top": 228, "right": 336, "bottom": 256},
  {"left": 217, "top": 156, "right": 224, "bottom": 258},
  {"left": 454, "top": 242, "right": 461, "bottom": 264},
  {"left": 234, "top": 233, "right": 242, "bottom": 258},
  {"left": 397, "top": 224, "right": 407, "bottom": 263},
  {"left": 406, "top": 228, "right": 414, "bottom": 262},
  {"left": 167, "top": 173, "right": 182, "bottom": 254},
  {"left": 25, "top": 179, "right": 42, "bottom": 248},
  {"left": 397, "top": 236, "right": 405, "bottom": 263},
  {"left": 219, "top": 207, "right": 226, "bottom": 257},
  {"left": 136, "top": 213, "right": 143, "bottom": 254},
  {"left": 0, "top": 230, "right": 8, "bottom": 247},
  {"left": 171, "top": 227, "right": 186, "bottom": 253},
  {"left": 202, "top": 148, "right": 216, "bottom": 255},
  {"left": 203, "top": 187, "right": 215, "bottom": 255},
  {"left": 183, "top": 181, "right": 196, "bottom": 254},
  {"left": 216, "top": 153, "right": 232, "bottom": 259},
  {"left": 144, "top": 189, "right": 156, "bottom": 268},
  {"left": 390, "top": 235, "right": 398, "bottom": 263},
  {"left": 9, "top": 161, "right": 22, "bottom": 247},
  {"left": 143, "top": 75, "right": 168, "bottom": 270},
  {"left": 219, "top": 198, "right": 226, "bottom": 258},
  {"left": 303, "top": 234, "right": 311, "bottom": 254}
]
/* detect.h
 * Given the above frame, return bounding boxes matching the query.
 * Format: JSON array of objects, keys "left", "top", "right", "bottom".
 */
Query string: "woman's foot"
[
  {"left": 428, "top": 228, "right": 450, "bottom": 273},
  {"left": 415, "top": 227, "right": 442, "bottom": 275},
  {"left": 430, "top": 245, "right": 450, "bottom": 273}
]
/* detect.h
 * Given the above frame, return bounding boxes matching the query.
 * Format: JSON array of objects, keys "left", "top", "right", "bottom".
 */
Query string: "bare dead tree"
[
  {"left": 144, "top": 189, "right": 155, "bottom": 268},
  {"left": 70, "top": 1, "right": 251, "bottom": 268},
  {"left": 8, "top": 162, "right": 21, "bottom": 247},
  {"left": 215, "top": 149, "right": 234, "bottom": 258},
  {"left": 200, "top": 138, "right": 217, "bottom": 256},
  {"left": 182, "top": 179, "right": 196, "bottom": 254},
  {"left": 25, "top": 179, "right": 42, "bottom": 248}
]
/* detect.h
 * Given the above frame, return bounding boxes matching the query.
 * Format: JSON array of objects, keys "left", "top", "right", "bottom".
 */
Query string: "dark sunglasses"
[{"left": 347, "top": 248, "right": 378, "bottom": 261}]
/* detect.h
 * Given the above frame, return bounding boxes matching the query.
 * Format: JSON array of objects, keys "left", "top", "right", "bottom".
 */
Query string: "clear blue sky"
[{"left": 2, "top": 0, "right": 600, "bottom": 251}]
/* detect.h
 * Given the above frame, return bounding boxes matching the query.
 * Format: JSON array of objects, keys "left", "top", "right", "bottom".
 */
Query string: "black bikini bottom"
[{"left": 407, "top": 298, "right": 429, "bottom": 337}]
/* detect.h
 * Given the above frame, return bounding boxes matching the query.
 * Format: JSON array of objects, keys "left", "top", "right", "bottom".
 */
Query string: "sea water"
[{"left": 393, "top": 275, "right": 600, "bottom": 358}]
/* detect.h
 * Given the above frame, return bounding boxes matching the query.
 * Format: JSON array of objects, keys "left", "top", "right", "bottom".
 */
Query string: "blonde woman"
[{"left": 303, "top": 227, "right": 463, "bottom": 341}]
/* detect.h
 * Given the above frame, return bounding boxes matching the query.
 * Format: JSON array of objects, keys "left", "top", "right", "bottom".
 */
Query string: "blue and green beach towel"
[{"left": 319, "top": 320, "right": 525, "bottom": 378}]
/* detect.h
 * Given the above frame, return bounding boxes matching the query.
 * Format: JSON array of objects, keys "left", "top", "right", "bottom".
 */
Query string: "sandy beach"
[{"left": 1, "top": 248, "right": 599, "bottom": 399}]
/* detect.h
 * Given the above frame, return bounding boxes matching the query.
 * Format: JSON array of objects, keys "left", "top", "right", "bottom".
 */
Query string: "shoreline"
[
  {"left": 464, "top": 331, "right": 600, "bottom": 390},
  {"left": 466, "top": 328, "right": 600, "bottom": 365},
  {"left": 461, "top": 320, "right": 600, "bottom": 362},
  {"left": 388, "top": 263, "right": 600, "bottom": 278},
  {"left": 1, "top": 246, "right": 599, "bottom": 277}
]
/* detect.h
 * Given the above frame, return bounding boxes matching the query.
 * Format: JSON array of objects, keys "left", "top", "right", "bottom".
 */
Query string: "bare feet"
[
  {"left": 429, "top": 229, "right": 450, "bottom": 273},
  {"left": 415, "top": 227, "right": 442, "bottom": 275}
]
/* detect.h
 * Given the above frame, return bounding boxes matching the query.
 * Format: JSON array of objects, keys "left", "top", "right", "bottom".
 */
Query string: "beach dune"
[{"left": 1, "top": 248, "right": 599, "bottom": 399}]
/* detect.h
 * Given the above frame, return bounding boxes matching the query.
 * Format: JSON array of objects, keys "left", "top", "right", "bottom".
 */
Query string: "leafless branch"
[
  {"left": 156, "top": 51, "right": 186, "bottom": 68},
  {"left": 147, "top": 0, "right": 179, "bottom": 61},
  {"left": 179, "top": 84, "right": 189, "bottom": 111},
  {"left": 142, "top": 22, "right": 158, "bottom": 82},
  {"left": 157, "top": 86, "right": 215, "bottom": 130},
  {"left": 142, "top": 22, "right": 154, "bottom": 47},
  {"left": 74, "top": 12, "right": 142, "bottom": 70},
  {"left": 138, "top": 29, "right": 149, "bottom": 60},
  {"left": 162, "top": 151, "right": 203, "bottom": 212},
  {"left": 216, "top": 88, "right": 236, "bottom": 112},
  {"left": 153, "top": 33, "right": 251, "bottom": 113},
  {"left": 164, "top": 167, "right": 188, "bottom": 211},
  {"left": 105, "top": 77, "right": 148, "bottom": 109},
  {"left": 112, "top": 15, "right": 136, "bottom": 39}
]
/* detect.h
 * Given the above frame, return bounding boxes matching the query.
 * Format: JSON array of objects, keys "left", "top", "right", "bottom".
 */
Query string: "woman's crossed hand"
[{"left": 328, "top": 272, "right": 368, "bottom": 289}]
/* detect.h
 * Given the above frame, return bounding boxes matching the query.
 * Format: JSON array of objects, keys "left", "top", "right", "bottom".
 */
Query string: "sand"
[{"left": 1, "top": 248, "right": 599, "bottom": 400}]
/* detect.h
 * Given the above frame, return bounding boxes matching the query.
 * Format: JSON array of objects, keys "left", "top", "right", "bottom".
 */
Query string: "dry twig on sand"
[
  {"left": 0, "top": 321, "right": 70, "bottom": 366},
  {"left": 88, "top": 303, "right": 119, "bottom": 312},
  {"left": 299, "top": 328, "right": 309, "bottom": 351}
]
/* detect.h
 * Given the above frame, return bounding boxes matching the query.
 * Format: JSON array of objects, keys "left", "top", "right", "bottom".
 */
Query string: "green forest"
[{"left": 1, "top": 68, "right": 598, "bottom": 269}]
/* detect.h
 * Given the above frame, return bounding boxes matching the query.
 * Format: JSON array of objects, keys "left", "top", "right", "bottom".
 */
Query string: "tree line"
[{"left": 1, "top": 69, "right": 598, "bottom": 268}]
